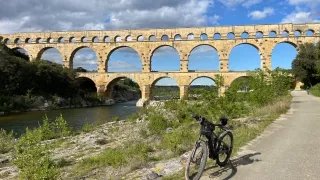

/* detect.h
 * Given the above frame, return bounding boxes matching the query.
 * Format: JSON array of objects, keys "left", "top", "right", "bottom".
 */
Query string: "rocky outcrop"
[{"left": 111, "top": 89, "right": 141, "bottom": 103}]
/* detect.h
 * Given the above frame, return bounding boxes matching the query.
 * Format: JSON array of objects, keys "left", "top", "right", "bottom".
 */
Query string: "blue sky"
[{"left": 5, "top": 0, "right": 320, "bottom": 86}]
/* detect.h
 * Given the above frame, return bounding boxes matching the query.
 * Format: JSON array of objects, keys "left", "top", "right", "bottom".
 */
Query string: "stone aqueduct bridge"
[{"left": 1, "top": 23, "right": 320, "bottom": 103}]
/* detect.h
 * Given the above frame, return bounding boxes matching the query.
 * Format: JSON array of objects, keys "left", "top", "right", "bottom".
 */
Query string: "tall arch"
[
  {"left": 189, "top": 77, "right": 217, "bottom": 99},
  {"left": 150, "top": 45, "right": 180, "bottom": 72},
  {"left": 74, "top": 77, "right": 97, "bottom": 96},
  {"left": 70, "top": 46, "right": 98, "bottom": 71},
  {"left": 105, "top": 76, "right": 141, "bottom": 101},
  {"left": 229, "top": 43, "right": 261, "bottom": 71},
  {"left": 271, "top": 42, "right": 298, "bottom": 70},
  {"left": 188, "top": 45, "right": 220, "bottom": 71},
  {"left": 150, "top": 77, "right": 179, "bottom": 100},
  {"left": 37, "top": 47, "right": 63, "bottom": 64},
  {"left": 106, "top": 46, "right": 142, "bottom": 72}
]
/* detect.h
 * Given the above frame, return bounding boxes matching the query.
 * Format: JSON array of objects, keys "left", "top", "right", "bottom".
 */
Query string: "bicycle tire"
[
  {"left": 185, "top": 140, "right": 208, "bottom": 180},
  {"left": 216, "top": 131, "right": 233, "bottom": 167}
]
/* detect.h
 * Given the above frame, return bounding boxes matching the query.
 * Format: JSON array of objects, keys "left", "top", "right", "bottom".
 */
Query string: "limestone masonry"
[{"left": 1, "top": 23, "right": 319, "bottom": 101}]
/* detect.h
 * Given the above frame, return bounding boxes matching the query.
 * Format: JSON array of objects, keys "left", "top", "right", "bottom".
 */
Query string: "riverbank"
[{"left": 0, "top": 94, "right": 292, "bottom": 179}]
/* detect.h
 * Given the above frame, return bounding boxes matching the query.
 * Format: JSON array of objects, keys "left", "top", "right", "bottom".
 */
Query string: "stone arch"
[
  {"left": 161, "top": 35, "right": 169, "bottom": 41},
  {"left": 189, "top": 76, "right": 216, "bottom": 86},
  {"left": 306, "top": 29, "right": 315, "bottom": 36},
  {"left": 58, "top": 37, "right": 65, "bottom": 43},
  {"left": 12, "top": 47, "right": 30, "bottom": 61},
  {"left": 47, "top": 38, "right": 53, "bottom": 43},
  {"left": 150, "top": 45, "right": 181, "bottom": 71},
  {"left": 230, "top": 76, "right": 250, "bottom": 91},
  {"left": 115, "top": 35, "right": 122, "bottom": 42},
  {"left": 70, "top": 46, "right": 97, "bottom": 70},
  {"left": 271, "top": 41, "right": 298, "bottom": 70},
  {"left": 14, "top": 38, "right": 21, "bottom": 44},
  {"left": 256, "top": 31, "right": 263, "bottom": 38},
  {"left": 25, "top": 38, "right": 32, "bottom": 43},
  {"left": 74, "top": 77, "right": 97, "bottom": 96},
  {"left": 174, "top": 34, "right": 182, "bottom": 40},
  {"left": 70, "top": 37, "right": 76, "bottom": 43},
  {"left": 187, "top": 33, "right": 194, "bottom": 40},
  {"left": 188, "top": 44, "right": 220, "bottom": 71},
  {"left": 137, "top": 35, "right": 144, "bottom": 41},
  {"left": 201, "top": 33, "right": 208, "bottom": 40},
  {"left": 105, "top": 76, "right": 141, "bottom": 99},
  {"left": 125, "top": 35, "right": 132, "bottom": 42},
  {"left": 106, "top": 46, "right": 142, "bottom": 72},
  {"left": 214, "top": 33, "right": 221, "bottom": 39},
  {"left": 294, "top": 30, "right": 301, "bottom": 37},
  {"left": 241, "top": 32, "right": 249, "bottom": 39},
  {"left": 227, "top": 32, "right": 235, "bottom": 39},
  {"left": 36, "top": 47, "right": 63, "bottom": 64},
  {"left": 269, "top": 31, "right": 277, "bottom": 37},
  {"left": 3, "top": 38, "right": 10, "bottom": 44},
  {"left": 104, "top": 36, "right": 110, "bottom": 42},
  {"left": 150, "top": 76, "right": 180, "bottom": 100},
  {"left": 229, "top": 43, "right": 261, "bottom": 71},
  {"left": 149, "top": 35, "right": 156, "bottom": 41},
  {"left": 81, "top": 36, "right": 88, "bottom": 42},
  {"left": 92, "top": 36, "right": 99, "bottom": 42},
  {"left": 281, "top": 30, "right": 289, "bottom": 37},
  {"left": 36, "top": 38, "right": 43, "bottom": 44}
]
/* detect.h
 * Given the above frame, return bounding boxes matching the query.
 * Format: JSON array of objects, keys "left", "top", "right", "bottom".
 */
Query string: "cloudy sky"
[{"left": 1, "top": 0, "right": 319, "bottom": 85}]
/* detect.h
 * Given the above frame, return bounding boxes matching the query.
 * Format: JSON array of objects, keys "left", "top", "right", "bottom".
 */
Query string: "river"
[{"left": 0, "top": 100, "right": 139, "bottom": 136}]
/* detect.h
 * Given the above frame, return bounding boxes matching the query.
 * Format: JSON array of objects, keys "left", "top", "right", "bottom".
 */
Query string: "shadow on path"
[{"left": 204, "top": 152, "right": 262, "bottom": 179}]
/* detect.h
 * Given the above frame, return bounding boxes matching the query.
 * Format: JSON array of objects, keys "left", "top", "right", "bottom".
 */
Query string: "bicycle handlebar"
[{"left": 190, "top": 113, "right": 226, "bottom": 128}]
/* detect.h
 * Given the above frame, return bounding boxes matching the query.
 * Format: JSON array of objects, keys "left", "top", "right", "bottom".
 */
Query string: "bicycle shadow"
[{"left": 204, "top": 152, "right": 262, "bottom": 179}]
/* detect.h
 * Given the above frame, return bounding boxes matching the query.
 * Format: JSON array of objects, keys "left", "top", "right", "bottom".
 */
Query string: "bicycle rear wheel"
[
  {"left": 216, "top": 132, "right": 233, "bottom": 167},
  {"left": 185, "top": 140, "right": 208, "bottom": 180}
]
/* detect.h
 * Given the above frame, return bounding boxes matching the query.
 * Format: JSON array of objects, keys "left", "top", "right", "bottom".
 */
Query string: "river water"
[{"left": 0, "top": 100, "right": 139, "bottom": 136}]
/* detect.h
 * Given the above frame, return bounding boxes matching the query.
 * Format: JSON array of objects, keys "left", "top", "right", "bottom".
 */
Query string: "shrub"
[
  {"left": 311, "top": 84, "right": 320, "bottom": 97},
  {"left": 39, "top": 114, "right": 72, "bottom": 140},
  {"left": 0, "top": 129, "right": 15, "bottom": 154},
  {"left": 147, "top": 113, "right": 169, "bottom": 135}
]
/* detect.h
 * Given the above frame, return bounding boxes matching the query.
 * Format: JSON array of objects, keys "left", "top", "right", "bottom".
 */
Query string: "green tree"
[{"left": 292, "top": 43, "right": 320, "bottom": 87}]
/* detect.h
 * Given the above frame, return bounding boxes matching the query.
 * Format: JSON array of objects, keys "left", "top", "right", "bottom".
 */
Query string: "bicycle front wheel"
[
  {"left": 185, "top": 140, "right": 208, "bottom": 180},
  {"left": 216, "top": 131, "right": 233, "bottom": 167}
]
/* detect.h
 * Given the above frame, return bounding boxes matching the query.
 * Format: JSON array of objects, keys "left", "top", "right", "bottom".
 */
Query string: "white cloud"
[
  {"left": 218, "top": 0, "right": 262, "bottom": 8},
  {"left": 281, "top": 11, "right": 317, "bottom": 23},
  {"left": 248, "top": 7, "right": 274, "bottom": 20},
  {"left": 0, "top": 0, "right": 215, "bottom": 34},
  {"left": 242, "top": 0, "right": 262, "bottom": 8}
]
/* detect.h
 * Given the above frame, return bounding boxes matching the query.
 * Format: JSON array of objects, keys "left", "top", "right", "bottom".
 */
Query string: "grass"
[
  {"left": 0, "top": 129, "right": 15, "bottom": 154},
  {"left": 311, "top": 84, "right": 320, "bottom": 97}
]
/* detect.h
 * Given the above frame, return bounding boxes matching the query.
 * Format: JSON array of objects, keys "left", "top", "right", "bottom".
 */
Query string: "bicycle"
[{"left": 185, "top": 113, "right": 234, "bottom": 180}]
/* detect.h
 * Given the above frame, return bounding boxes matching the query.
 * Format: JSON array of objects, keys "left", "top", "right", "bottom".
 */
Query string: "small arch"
[
  {"left": 269, "top": 31, "right": 277, "bottom": 37},
  {"left": 47, "top": 38, "right": 53, "bottom": 43},
  {"left": 92, "top": 36, "right": 99, "bottom": 42},
  {"left": 214, "top": 33, "right": 221, "bottom": 39},
  {"left": 187, "top": 33, "right": 194, "bottom": 40},
  {"left": 137, "top": 35, "right": 144, "bottom": 41},
  {"left": 174, "top": 34, "right": 182, "bottom": 40},
  {"left": 149, "top": 35, "right": 156, "bottom": 41},
  {"left": 151, "top": 77, "right": 179, "bottom": 100},
  {"left": 69, "top": 37, "right": 76, "bottom": 43},
  {"left": 227, "top": 32, "right": 235, "bottom": 39},
  {"left": 14, "top": 38, "right": 21, "bottom": 44},
  {"left": 105, "top": 77, "right": 141, "bottom": 101},
  {"left": 200, "top": 33, "right": 208, "bottom": 40},
  {"left": 281, "top": 30, "right": 289, "bottom": 37},
  {"left": 230, "top": 76, "right": 250, "bottom": 92},
  {"left": 25, "top": 38, "right": 32, "bottom": 43},
  {"left": 81, "top": 36, "right": 88, "bottom": 43},
  {"left": 36, "top": 38, "right": 43, "bottom": 44},
  {"left": 58, "top": 37, "right": 65, "bottom": 43},
  {"left": 4, "top": 38, "right": 10, "bottom": 44},
  {"left": 256, "top": 31, "right": 263, "bottom": 38},
  {"left": 126, "top": 35, "right": 132, "bottom": 42},
  {"left": 74, "top": 77, "right": 97, "bottom": 97},
  {"left": 161, "top": 35, "right": 169, "bottom": 41},
  {"left": 241, "top": 32, "right": 249, "bottom": 39},
  {"left": 306, "top": 29, "right": 314, "bottom": 36},
  {"left": 115, "top": 35, "right": 122, "bottom": 42},
  {"left": 294, "top": 30, "right": 301, "bottom": 37},
  {"left": 104, "top": 36, "right": 110, "bottom": 42}
]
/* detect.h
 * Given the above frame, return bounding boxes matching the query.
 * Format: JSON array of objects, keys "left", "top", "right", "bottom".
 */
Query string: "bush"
[
  {"left": 39, "top": 114, "right": 72, "bottom": 140},
  {"left": 0, "top": 129, "right": 15, "bottom": 154},
  {"left": 311, "top": 84, "right": 320, "bottom": 97},
  {"left": 147, "top": 113, "right": 169, "bottom": 135}
]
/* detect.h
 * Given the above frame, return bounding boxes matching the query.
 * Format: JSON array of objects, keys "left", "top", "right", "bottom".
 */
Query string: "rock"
[
  {"left": 136, "top": 99, "right": 148, "bottom": 107},
  {"left": 155, "top": 159, "right": 184, "bottom": 176},
  {"left": 166, "top": 127, "right": 174, "bottom": 133},
  {"left": 147, "top": 101, "right": 164, "bottom": 107},
  {"left": 44, "top": 102, "right": 49, "bottom": 108},
  {"left": 105, "top": 99, "right": 115, "bottom": 105},
  {"left": 146, "top": 171, "right": 161, "bottom": 180}
]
